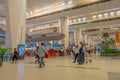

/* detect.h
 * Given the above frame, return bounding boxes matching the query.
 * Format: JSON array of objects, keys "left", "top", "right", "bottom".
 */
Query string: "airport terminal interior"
[{"left": 0, "top": 0, "right": 120, "bottom": 80}]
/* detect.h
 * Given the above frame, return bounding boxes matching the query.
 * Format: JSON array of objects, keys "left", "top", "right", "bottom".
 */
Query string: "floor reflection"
[{"left": 18, "top": 63, "right": 24, "bottom": 77}]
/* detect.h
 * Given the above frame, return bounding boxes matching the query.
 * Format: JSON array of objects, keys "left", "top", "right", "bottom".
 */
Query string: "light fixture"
[
  {"left": 73, "top": 19, "right": 76, "bottom": 23},
  {"left": 29, "top": 28, "right": 33, "bottom": 32},
  {"left": 82, "top": 17, "right": 86, "bottom": 21},
  {"left": 68, "top": 0, "right": 72, "bottom": 5},
  {"left": 92, "top": 15, "right": 96, "bottom": 19},
  {"left": 104, "top": 13, "right": 108, "bottom": 17},
  {"left": 61, "top": 3, "right": 66, "bottom": 6},
  {"left": 114, "top": 27, "right": 118, "bottom": 30},
  {"left": 117, "top": 11, "right": 120, "bottom": 15},
  {"left": 98, "top": 14, "right": 102, "bottom": 18},
  {"left": 110, "top": 12, "right": 115, "bottom": 16},
  {"left": 34, "top": 10, "right": 39, "bottom": 13},
  {"left": 30, "top": 11, "right": 33, "bottom": 14},
  {"left": 78, "top": 18, "right": 81, "bottom": 21}
]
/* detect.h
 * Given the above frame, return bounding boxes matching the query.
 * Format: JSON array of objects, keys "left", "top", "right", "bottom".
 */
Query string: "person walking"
[
  {"left": 77, "top": 42, "right": 84, "bottom": 64},
  {"left": 85, "top": 44, "right": 92, "bottom": 63},
  {"left": 37, "top": 43, "right": 47, "bottom": 68},
  {"left": 35, "top": 46, "right": 39, "bottom": 64},
  {"left": 73, "top": 45, "right": 79, "bottom": 63},
  {"left": 60, "top": 47, "right": 64, "bottom": 56},
  {"left": 0, "top": 53, "right": 3, "bottom": 67},
  {"left": 12, "top": 48, "right": 18, "bottom": 63}
]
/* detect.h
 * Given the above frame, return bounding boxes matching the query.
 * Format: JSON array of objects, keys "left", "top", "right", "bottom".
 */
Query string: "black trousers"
[
  {"left": 77, "top": 53, "right": 84, "bottom": 64},
  {"left": 12, "top": 55, "right": 18, "bottom": 63},
  {"left": 74, "top": 54, "right": 78, "bottom": 62}
]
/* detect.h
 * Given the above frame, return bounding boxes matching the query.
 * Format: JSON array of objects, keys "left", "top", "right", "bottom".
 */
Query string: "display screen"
[{"left": 18, "top": 44, "right": 25, "bottom": 56}]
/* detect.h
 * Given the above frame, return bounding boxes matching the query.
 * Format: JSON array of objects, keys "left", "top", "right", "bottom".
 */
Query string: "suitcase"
[{"left": 77, "top": 54, "right": 84, "bottom": 64}]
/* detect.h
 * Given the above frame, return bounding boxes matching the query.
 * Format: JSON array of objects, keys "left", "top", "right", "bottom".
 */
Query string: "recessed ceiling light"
[
  {"left": 82, "top": 17, "right": 86, "bottom": 21},
  {"left": 73, "top": 19, "right": 76, "bottom": 23},
  {"left": 98, "top": 14, "right": 102, "bottom": 18},
  {"left": 61, "top": 3, "right": 66, "bottom": 6},
  {"left": 30, "top": 11, "right": 33, "bottom": 14},
  {"left": 92, "top": 15, "right": 96, "bottom": 19},
  {"left": 104, "top": 13, "right": 108, "bottom": 17},
  {"left": 117, "top": 11, "right": 120, "bottom": 15},
  {"left": 114, "top": 27, "right": 118, "bottom": 30},
  {"left": 34, "top": 10, "right": 39, "bottom": 13},
  {"left": 78, "top": 18, "right": 81, "bottom": 21},
  {"left": 68, "top": 0, "right": 72, "bottom": 5},
  {"left": 110, "top": 12, "right": 115, "bottom": 16}
]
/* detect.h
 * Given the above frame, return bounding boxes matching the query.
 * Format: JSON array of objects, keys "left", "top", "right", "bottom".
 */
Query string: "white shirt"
[
  {"left": 74, "top": 47, "right": 79, "bottom": 54},
  {"left": 37, "top": 46, "right": 47, "bottom": 57}
]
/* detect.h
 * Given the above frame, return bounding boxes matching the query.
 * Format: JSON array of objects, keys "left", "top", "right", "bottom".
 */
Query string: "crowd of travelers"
[{"left": 0, "top": 41, "right": 99, "bottom": 68}]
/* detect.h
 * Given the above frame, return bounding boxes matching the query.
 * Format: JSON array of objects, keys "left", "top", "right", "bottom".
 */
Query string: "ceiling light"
[
  {"left": 61, "top": 3, "right": 66, "bottom": 6},
  {"left": 117, "top": 11, "right": 120, "bottom": 15},
  {"left": 78, "top": 18, "right": 81, "bottom": 21},
  {"left": 104, "top": 13, "right": 108, "bottom": 17},
  {"left": 30, "top": 11, "right": 33, "bottom": 14},
  {"left": 98, "top": 14, "right": 102, "bottom": 18},
  {"left": 114, "top": 27, "right": 118, "bottom": 30},
  {"left": 110, "top": 12, "right": 115, "bottom": 16},
  {"left": 92, "top": 15, "right": 96, "bottom": 19},
  {"left": 73, "top": 19, "right": 76, "bottom": 23},
  {"left": 68, "top": 0, "right": 72, "bottom": 5},
  {"left": 34, "top": 10, "right": 39, "bottom": 13},
  {"left": 82, "top": 17, "right": 86, "bottom": 21},
  {"left": 29, "top": 28, "right": 33, "bottom": 32}
]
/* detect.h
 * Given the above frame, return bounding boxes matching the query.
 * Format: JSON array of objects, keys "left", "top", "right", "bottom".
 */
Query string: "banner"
[{"left": 115, "top": 31, "right": 119, "bottom": 43}]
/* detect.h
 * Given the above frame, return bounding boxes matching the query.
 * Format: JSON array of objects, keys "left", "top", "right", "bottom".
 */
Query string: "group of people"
[
  {"left": 0, "top": 42, "right": 93, "bottom": 68},
  {"left": 72, "top": 42, "right": 92, "bottom": 64}
]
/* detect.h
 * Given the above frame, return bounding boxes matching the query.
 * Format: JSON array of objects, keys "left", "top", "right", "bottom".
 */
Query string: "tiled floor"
[
  {"left": 108, "top": 72, "right": 120, "bottom": 80},
  {"left": 0, "top": 55, "right": 120, "bottom": 80}
]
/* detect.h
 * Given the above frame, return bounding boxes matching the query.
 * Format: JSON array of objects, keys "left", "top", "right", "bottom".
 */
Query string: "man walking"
[{"left": 37, "top": 43, "right": 47, "bottom": 68}]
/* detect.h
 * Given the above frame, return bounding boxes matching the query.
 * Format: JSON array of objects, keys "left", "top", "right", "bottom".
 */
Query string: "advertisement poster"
[{"left": 18, "top": 44, "right": 25, "bottom": 56}]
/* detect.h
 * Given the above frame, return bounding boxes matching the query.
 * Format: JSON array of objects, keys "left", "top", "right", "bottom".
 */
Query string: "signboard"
[
  {"left": 53, "top": 27, "right": 57, "bottom": 32},
  {"left": 115, "top": 31, "right": 119, "bottom": 43},
  {"left": 18, "top": 44, "right": 25, "bottom": 56}
]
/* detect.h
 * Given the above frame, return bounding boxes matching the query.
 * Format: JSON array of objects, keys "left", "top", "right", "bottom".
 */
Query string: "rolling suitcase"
[{"left": 77, "top": 54, "right": 83, "bottom": 64}]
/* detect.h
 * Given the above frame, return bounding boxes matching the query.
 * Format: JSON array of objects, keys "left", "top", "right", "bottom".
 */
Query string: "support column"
[
  {"left": 88, "top": 37, "right": 91, "bottom": 47},
  {"left": 5, "top": 0, "right": 26, "bottom": 51},
  {"left": 59, "top": 17, "right": 69, "bottom": 49},
  {"left": 84, "top": 34, "right": 88, "bottom": 44},
  {"left": 74, "top": 28, "right": 82, "bottom": 45}
]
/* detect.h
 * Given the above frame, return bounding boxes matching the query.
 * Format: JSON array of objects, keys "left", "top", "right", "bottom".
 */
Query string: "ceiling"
[
  {"left": 0, "top": 0, "right": 101, "bottom": 17},
  {"left": 27, "top": 0, "right": 100, "bottom": 15},
  {"left": 0, "top": 0, "right": 5, "bottom": 17},
  {"left": 0, "top": 0, "right": 119, "bottom": 43},
  {"left": 27, "top": 0, "right": 100, "bottom": 11},
  {"left": 0, "top": 0, "right": 102, "bottom": 31}
]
